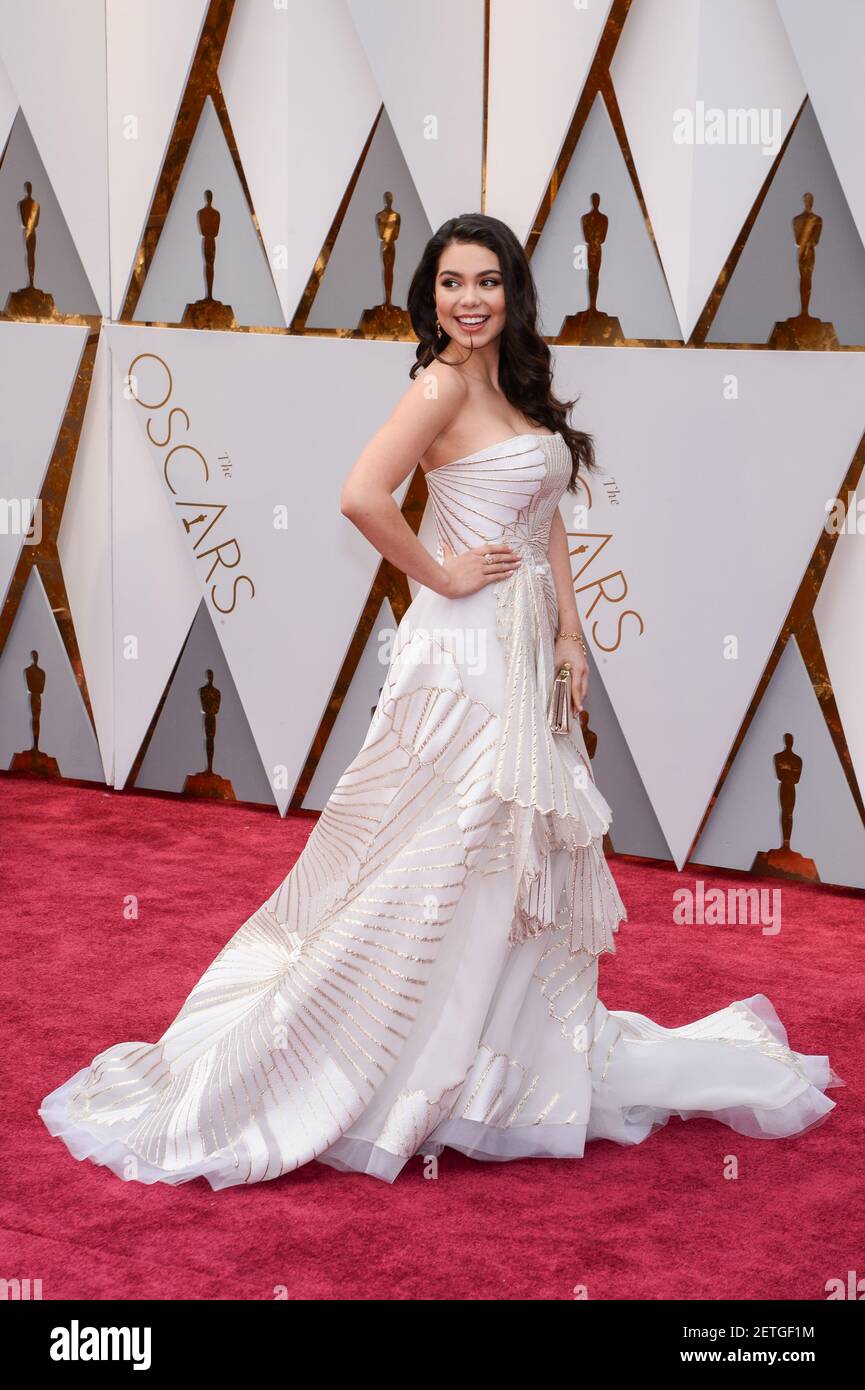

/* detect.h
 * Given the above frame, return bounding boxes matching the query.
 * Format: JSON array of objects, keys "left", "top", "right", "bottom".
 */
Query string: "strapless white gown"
[{"left": 38, "top": 432, "right": 843, "bottom": 1188}]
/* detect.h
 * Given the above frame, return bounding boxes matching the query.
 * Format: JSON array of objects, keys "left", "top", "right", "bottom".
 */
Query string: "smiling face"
[{"left": 433, "top": 241, "right": 506, "bottom": 347}]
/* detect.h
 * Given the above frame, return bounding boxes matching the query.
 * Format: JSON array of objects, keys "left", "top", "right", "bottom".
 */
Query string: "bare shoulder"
[
  {"left": 411, "top": 360, "right": 469, "bottom": 415},
  {"left": 389, "top": 361, "right": 468, "bottom": 442},
  {"left": 385, "top": 360, "right": 467, "bottom": 452},
  {"left": 341, "top": 361, "right": 468, "bottom": 501}
]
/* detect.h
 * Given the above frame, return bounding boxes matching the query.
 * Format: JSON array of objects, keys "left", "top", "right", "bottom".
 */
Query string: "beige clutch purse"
[{"left": 548, "top": 661, "right": 572, "bottom": 734}]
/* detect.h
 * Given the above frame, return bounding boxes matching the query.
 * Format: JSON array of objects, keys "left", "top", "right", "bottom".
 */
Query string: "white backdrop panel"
[
  {"left": 0, "top": 0, "right": 109, "bottom": 313},
  {"left": 814, "top": 504, "right": 865, "bottom": 827},
  {"left": 693, "top": 638, "right": 865, "bottom": 890},
  {"left": 553, "top": 344, "right": 865, "bottom": 869},
  {"left": 0, "top": 568, "right": 103, "bottom": 781},
  {"left": 0, "top": 110, "right": 100, "bottom": 317},
  {"left": 347, "top": 0, "right": 483, "bottom": 234},
  {"left": 0, "top": 322, "right": 88, "bottom": 608},
  {"left": 303, "top": 596, "right": 397, "bottom": 811},
  {"left": 109, "top": 325, "right": 415, "bottom": 813},
  {"left": 486, "top": 0, "right": 612, "bottom": 248},
  {"left": 777, "top": 0, "right": 865, "bottom": 264},
  {"left": 306, "top": 108, "right": 433, "bottom": 330},
  {"left": 219, "top": 0, "right": 380, "bottom": 328},
  {"left": 611, "top": 0, "right": 804, "bottom": 342},
  {"left": 107, "top": 327, "right": 201, "bottom": 788},
  {"left": 706, "top": 100, "right": 865, "bottom": 348},
  {"left": 0, "top": 38, "right": 15, "bottom": 151},
  {"left": 133, "top": 96, "right": 283, "bottom": 328},
  {"left": 531, "top": 93, "right": 681, "bottom": 342},
  {"left": 106, "top": 0, "right": 208, "bottom": 319},
  {"left": 578, "top": 641, "right": 671, "bottom": 862},
  {"left": 135, "top": 598, "right": 277, "bottom": 806},
  {"left": 57, "top": 331, "right": 114, "bottom": 783}
]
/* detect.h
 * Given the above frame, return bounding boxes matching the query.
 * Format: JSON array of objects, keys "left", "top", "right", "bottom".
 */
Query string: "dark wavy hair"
[{"left": 406, "top": 212, "right": 596, "bottom": 493}]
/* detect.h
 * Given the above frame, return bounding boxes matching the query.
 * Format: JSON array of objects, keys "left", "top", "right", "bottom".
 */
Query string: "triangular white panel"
[
  {"left": 814, "top": 492, "right": 865, "bottom": 827},
  {"left": 486, "top": 0, "right": 612, "bottom": 245},
  {"left": 0, "top": 568, "right": 103, "bottom": 781},
  {"left": 303, "top": 597, "right": 397, "bottom": 811},
  {"left": 57, "top": 331, "right": 113, "bottom": 783},
  {"left": 106, "top": 0, "right": 209, "bottom": 319},
  {"left": 0, "top": 110, "right": 100, "bottom": 316},
  {"left": 611, "top": 0, "right": 804, "bottom": 341},
  {"left": 552, "top": 344, "right": 865, "bottom": 869},
  {"left": 777, "top": 0, "right": 865, "bottom": 262},
  {"left": 575, "top": 639, "right": 671, "bottom": 862},
  {"left": 0, "top": 0, "right": 110, "bottom": 313},
  {"left": 135, "top": 598, "right": 276, "bottom": 807},
  {"left": 306, "top": 107, "right": 432, "bottom": 330},
  {"left": 707, "top": 100, "right": 865, "bottom": 347},
  {"left": 347, "top": 0, "right": 483, "bottom": 233},
  {"left": 693, "top": 638, "right": 865, "bottom": 890},
  {"left": 133, "top": 96, "right": 283, "bottom": 327},
  {"left": 0, "top": 322, "right": 88, "bottom": 608},
  {"left": 108, "top": 325, "right": 415, "bottom": 814},
  {"left": 105, "top": 326, "right": 201, "bottom": 788},
  {"left": 532, "top": 93, "right": 681, "bottom": 341},
  {"left": 0, "top": 41, "right": 15, "bottom": 152},
  {"left": 219, "top": 0, "right": 380, "bottom": 327}
]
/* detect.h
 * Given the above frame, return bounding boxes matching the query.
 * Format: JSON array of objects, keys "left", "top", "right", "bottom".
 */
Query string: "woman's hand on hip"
[{"left": 436, "top": 540, "right": 522, "bottom": 597}]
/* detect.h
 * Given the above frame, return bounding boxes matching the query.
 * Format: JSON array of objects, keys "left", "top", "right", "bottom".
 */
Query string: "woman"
[{"left": 39, "top": 213, "right": 842, "bottom": 1188}]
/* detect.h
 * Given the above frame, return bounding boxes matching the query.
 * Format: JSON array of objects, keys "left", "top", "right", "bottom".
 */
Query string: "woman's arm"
[
  {"left": 340, "top": 364, "right": 521, "bottom": 598},
  {"left": 548, "top": 508, "right": 589, "bottom": 714}
]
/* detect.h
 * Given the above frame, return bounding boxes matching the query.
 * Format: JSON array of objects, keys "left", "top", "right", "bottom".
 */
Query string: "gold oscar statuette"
[
  {"left": 356, "top": 191, "right": 413, "bottom": 338},
  {"left": 558, "top": 193, "right": 624, "bottom": 345},
  {"left": 183, "top": 669, "right": 236, "bottom": 800},
  {"left": 4, "top": 182, "right": 58, "bottom": 321},
  {"left": 182, "top": 190, "right": 237, "bottom": 329},
  {"left": 769, "top": 193, "right": 838, "bottom": 349},
  {"left": 751, "top": 732, "right": 819, "bottom": 882},
  {"left": 10, "top": 650, "right": 60, "bottom": 775}
]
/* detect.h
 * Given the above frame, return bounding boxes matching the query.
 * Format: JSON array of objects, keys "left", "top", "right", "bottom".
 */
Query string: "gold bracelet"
[{"left": 557, "top": 630, "right": 587, "bottom": 655}]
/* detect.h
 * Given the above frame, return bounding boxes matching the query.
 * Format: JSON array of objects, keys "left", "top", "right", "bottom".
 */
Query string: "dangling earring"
[{"left": 435, "top": 316, "right": 444, "bottom": 339}]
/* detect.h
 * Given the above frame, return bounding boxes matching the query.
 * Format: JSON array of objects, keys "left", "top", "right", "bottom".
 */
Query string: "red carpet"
[{"left": 2, "top": 776, "right": 858, "bottom": 1301}]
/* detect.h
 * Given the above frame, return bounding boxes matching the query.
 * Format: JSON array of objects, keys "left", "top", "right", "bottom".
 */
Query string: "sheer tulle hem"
[
  {"left": 38, "top": 1069, "right": 246, "bottom": 1189},
  {"left": 38, "top": 1011, "right": 844, "bottom": 1190},
  {"left": 318, "top": 1076, "right": 843, "bottom": 1184},
  {"left": 39, "top": 1078, "right": 841, "bottom": 1192}
]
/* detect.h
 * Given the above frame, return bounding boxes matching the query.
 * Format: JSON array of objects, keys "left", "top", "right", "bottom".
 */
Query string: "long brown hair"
[{"left": 407, "top": 212, "right": 596, "bottom": 493}]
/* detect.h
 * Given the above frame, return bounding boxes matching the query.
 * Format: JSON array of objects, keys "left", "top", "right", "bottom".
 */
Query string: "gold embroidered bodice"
[{"left": 425, "top": 430, "right": 572, "bottom": 572}]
